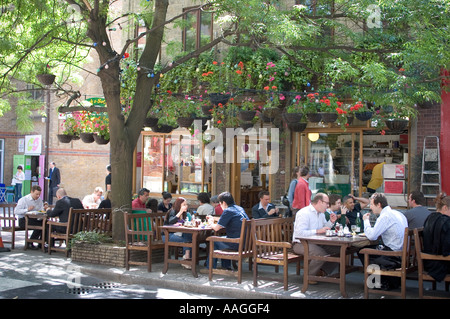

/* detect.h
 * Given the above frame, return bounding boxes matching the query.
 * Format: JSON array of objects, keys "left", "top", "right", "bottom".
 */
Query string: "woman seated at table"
[{"left": 163, "top": 197, "right": 193, "bottom": 267}]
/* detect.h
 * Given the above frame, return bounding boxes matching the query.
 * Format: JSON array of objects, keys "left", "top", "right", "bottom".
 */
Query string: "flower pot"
[
  {"left": 385, "top": 119, "right": 408, "bottom": 131},
  {"left": 320, "top": 112, "right": 338, "bottom": 123},
  {"left": 209, "top": 93, "right": 230, "bottom": 106},
  {"left": 176, "top": 117, "right": 194, "bottom": 128},
  {"left": 153, "top": 125, "right": 175, "bottom": 133},
  {"left": 238, "top": 110, "right": 256, "bottom": 122},
  {"left": 240, "top": 122, "right": 254, "bottom": 130},
  {"left": 202, "top": 105, "right": 213, "bottom": 115},
  {"left": 355, "top": 111, "right": 373, "bottom": 121},
  {"left": 346, "top": 116, "right": 354, "bottom": 125},
  {"left": 57, "top": 134, "right": 73, "bottom": 143},
  {"left": 306, "top": 113, "right": 322, "bottom": 123},
  {"left": 93, "top": 134, "right": 110, "bottom": 145},
  {"left": 80, "top": 132, "right": 95, "bottom": 143},
  {"left": 144, "top": 117, "right": 159, "bottom": 128},
  {"left": 36, "top": 73, "right": 56, "bottom": 86},
  {"left": 283, "top": 112, "right": 303, "bottom": 124},
  {"left": 288, "top": 122, "right": 307, "bottom": 132}
]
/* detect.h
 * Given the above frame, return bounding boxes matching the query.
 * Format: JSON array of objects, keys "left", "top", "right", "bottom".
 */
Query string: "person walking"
[{"left": 46, "top": 162, "right": 60, "bottom": 205}]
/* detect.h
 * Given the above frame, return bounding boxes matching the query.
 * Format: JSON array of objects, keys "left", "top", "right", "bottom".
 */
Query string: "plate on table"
[{"left": 358, "top": 233, "right": 366, "bottom": 237}]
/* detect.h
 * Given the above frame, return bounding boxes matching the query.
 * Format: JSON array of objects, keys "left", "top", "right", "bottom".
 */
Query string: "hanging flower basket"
[
  {"left": 288, "top": 122, "right": 307, "bottom": 132},
  {"left": 57, "top": 134, "right": 73, "bottom": 143},
  {"left": 93, "top": 134, "right": 110, "bottom": 145},
  {"left": 36, "top": 73, "right": 56, "bottom": 86},
  {"left": 176, "top": 117, "right": 194, "bottom": 128},
  {"left": 385, "top": 119, "right": 408, "bottom": 131},
  {"left": 202, "top": 105, "right": 213, "bottom": 115},
  {"left": 144, "top": 117, "right": 159, "bottom": 128},
  {"left": 320, "top": 112, "right": 338, "bottom": 123},
  {"left": 238, "top": 110, "right": 256, "bottom": 122},
  {"left": 240, "top": 122, "right": 254, "bottom": 130},
  {"left": 355, "top": 111, "right": 373, "bottom": 121},
  {"left": 306, "top": 113, "right": 322, "bottom": 123},
  {"left": 80, "top": 132, "right": 95, "bottom": 143},
  {"left": 152, "top": 124, "right": 175, "bottom": 133},
  {"left": 209, "top": 93, "right": 231, "bottom": 106},
  {"left": 283, "top": 112, "right": 303, "bottom": 124},
  {"left": 346, "top": 116, "right": 354, "bottom": 125}
]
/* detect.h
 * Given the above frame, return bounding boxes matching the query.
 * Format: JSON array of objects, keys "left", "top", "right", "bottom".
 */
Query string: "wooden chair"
[
  {"left": 0, "top": 203, "right": 24, "bottom": 249},
  {"left": 414, "top": 228, "right": 450, "bottom": 299},
  {"left": 123, "top": 212, "right": 165, "bottom": 272},
  {"left": 251, "top": 217, "right": 302, "bottom": 290},
  {"left": 206, "top": 218, "right": 253, "bottom": 284},
  {"left": 360, "top": 227, "right": 415, "bottom": 299},
  {"left": 47, "top": 208, "right": 112, "bottom": 256}
]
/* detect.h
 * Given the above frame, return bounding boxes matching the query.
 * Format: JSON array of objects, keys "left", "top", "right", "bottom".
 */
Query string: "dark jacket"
[
  {"left": 423, "top": 212, "right": 450, "bottom": 282},
  {"left": 47, "top": 196, "right": 83, "bottom": 223},
  {"left": 49, "top": 167, "right": 61, "bottom": 188},
  {"left": 251, "top": 203, "right": 278, "bottom": 219}
]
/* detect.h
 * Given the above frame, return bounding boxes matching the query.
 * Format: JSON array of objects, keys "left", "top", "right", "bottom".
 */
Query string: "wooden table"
[
  {"left": 160, "top": 225, "right": 213, "bottom": 278},
  {"left": 296, "top": 234, "right": 371, "bottom": 298},
  {"left": 25, "top": 212, "right": 47, "bottom": 253}
]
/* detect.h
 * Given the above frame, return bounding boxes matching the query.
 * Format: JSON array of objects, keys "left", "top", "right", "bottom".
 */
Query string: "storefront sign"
[
  {"left": 24, "top": 135, "right": 42, "bottom": 155},
  {"left": 384, "top": 180, "right": 404, "bottom": 194}
]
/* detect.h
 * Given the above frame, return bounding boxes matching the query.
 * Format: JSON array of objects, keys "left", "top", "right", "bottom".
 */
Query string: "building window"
[
  {"left": 183, "top": 7, "right": 213, "bottom": 52},
  {"left": 142, "top": 131, "right": 211, "bottom": 197},
  {"left": 26, "top": 84, "right": 44, "bottom": 102}
]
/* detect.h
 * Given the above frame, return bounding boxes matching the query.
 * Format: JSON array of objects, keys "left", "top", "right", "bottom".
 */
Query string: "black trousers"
[{"left": 19, "top": 217, "right": 42, "bottom": 240}]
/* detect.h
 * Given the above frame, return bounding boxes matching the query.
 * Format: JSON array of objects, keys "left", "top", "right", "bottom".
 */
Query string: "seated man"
[
  {"left": 292, "top": 193, "right": 339, "bottom": 281},
  {"left": 359, "top": 193, "right": 408, "bottom": 289},
  {"left": 82, "top": 186, "right": 103, "bottom": 209},
  {"left": 206, "top": 192, "right": 249, "bottom": 269},
  {"left": 132, "top": 188, "right": 150, "bottom": 210},
  {"left": 342, "top": 194, "right": 369, "bottom": 226},
  {"left": 402, "top": 190, "right": 431, "bottom": 229},
  {"left": 421, "top": 193, "right": 450, "bottom": 282},
  {"left": 46, "top": 188, "right": 84, "bottom": 234},
  {"left": 251, "top": 190, "right": 279, "bottom": 219},
  {"left": 14, "top": 185, "right": 46, "bottom": 248}
]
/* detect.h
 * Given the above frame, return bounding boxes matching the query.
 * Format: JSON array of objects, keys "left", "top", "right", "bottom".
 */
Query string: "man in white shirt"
[
  {"left": 15, "top": 185, "right": 46, "bottom": 248},
  {"left": 292, "top": 193, "right": 339, "bottom": 281},
  {"left": 359, "top": 193, "right": 408, "bottom": 290},
  {"left": 82, "top": 187, "right": 103, "bottom": 209}
]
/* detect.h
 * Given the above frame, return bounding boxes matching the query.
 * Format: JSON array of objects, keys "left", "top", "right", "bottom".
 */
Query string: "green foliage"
[{"left": 69, "top": 231, "right": 113, "bottom": 249}]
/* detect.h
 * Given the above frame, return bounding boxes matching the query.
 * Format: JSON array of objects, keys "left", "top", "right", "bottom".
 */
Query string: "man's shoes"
[
  {"left": 308, "top": 280, "right": 318, "bottom": 285},
  {"left": 0, "top": 247, "right": 11, "bottom": 253},
  {"left": 27, "top": 243, "right": 38, "bottom": 250}
]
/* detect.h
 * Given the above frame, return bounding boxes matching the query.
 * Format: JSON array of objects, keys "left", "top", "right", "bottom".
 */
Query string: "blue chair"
[{"left": 0, "top": 183, "right": 7, "bottom": 203}]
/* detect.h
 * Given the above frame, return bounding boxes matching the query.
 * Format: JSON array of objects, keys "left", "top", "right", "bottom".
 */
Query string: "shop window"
[
  {"left": 183, "top": 7, "right": 213, "bottom": 52},
  {"left": 142, "top": 130, "right": 211, "bottom": 196}
]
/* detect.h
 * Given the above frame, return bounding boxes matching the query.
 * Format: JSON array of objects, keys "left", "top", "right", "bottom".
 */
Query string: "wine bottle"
[{"left": 355, "top": 212, "right": 362, "bottom": 233}]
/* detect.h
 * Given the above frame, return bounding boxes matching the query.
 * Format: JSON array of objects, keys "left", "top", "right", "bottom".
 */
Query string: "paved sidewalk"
[{"left": 0, "top": 231, "right": 446, "bottom": 299}]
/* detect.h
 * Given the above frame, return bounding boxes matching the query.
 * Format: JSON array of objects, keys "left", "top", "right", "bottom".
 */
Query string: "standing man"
[
  {"left": 46, "top": 162, "right": 60, "bottom": 205},
  {"left": 402, "top": 190, "right": 431, "bottom": 229},
  {"left": 251, "top": 190, "right": 279, "bottom": 219},
  {"left": 292, "top": 166, "right": 312, "bottom": 215},
  {"left": 292, "top": 193, "right": 339, "bottom": 281},
  {"left": 14, "top": 185, "right": 47, "bottom": 248},
  {"left": 13, "top": 165, "right": 25, "bottom": 202},
  {"left": 105, "top": 164, "right": 111, "bottom": 191}
]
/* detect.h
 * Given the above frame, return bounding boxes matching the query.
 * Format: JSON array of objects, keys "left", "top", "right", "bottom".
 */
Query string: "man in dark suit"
[
  {"left": 46, "top": 188, "right": 83, "bottom": 233},
  {"left": 251, "top": 190, "right": 280, "bottom": 219},
  {"left": 46, "top": 161, "right": 60, "bottom": 205}
]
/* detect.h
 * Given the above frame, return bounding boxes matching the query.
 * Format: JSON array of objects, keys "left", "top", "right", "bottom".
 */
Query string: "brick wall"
[{"left": 416, "top": 103, "right": 441, "bottom": 155}]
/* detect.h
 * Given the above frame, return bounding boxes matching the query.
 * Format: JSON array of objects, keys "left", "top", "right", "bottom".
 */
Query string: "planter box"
[{"left": 71, "top": 242, "right": 164, "bottom": 268}]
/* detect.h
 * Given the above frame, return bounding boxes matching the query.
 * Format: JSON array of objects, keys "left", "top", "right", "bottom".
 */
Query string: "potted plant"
[
  {"left": 210, "top": 101, "right": 239, "bottom": 130},
  {"left": 237, "top": 96, "right": 257, "bottom": 121},
  {"left": 36, "top": 63, "right": 56, "bottom": 86},
  {"left": 303, "top": 93, "right": 322, "bottom": 122},
  {"left": 58, "top": 116, "right": 81, "bottom": 143},
  {"left": 350, "top": 101, "right": 373, "bottom": 121},
  {"left": 92, "top": 113, "right": 110, "bottom": 144},
  {"left": 200, "top": 61, "right": 232, "bottom": 105},
  {"left": 284, "top": 94, "right": 304, "bottom": 123},
  {"left": 78, "top": 111, "right": 95, "bottom": 143},
  {"left": 318, "top": 93, "right": 342, "bottom": 123},
  {"left": 384, "top": 105, "right": 416, "bottom": 131}
]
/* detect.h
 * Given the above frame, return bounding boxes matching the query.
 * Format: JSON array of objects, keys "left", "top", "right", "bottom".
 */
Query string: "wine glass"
[{"left": 351, "top": 225, "right": 357, "bottom": 235}]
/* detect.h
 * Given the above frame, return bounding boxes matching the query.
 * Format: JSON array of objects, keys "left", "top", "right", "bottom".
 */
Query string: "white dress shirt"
[
  {"left": 14, "top": 194, "right": 44, "bottom": 219},
  {"left": 292, "top": 204, "right": 333, "bottom": 243},
  {"left": 363, "top": 206, "right": 408, "bottom": 251}
]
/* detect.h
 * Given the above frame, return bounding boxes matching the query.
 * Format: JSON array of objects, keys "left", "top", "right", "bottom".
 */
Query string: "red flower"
[{"left": 123, "top": 52, "right": 130, "bottom": 58}]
